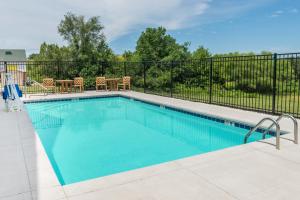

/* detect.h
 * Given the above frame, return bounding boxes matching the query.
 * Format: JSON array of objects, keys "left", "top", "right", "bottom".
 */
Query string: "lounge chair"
[
  {"left": 74, "top": 77, "right": 84, "bottom": 92},
  {"left": 42, "top": 78, "right": 56, "bottom": 93},
  {"left": 117, "top": 76, "right": 131, "bottom": 91},
  {"left": 96, "top": 77, "right": 107, "bottom": 91}
]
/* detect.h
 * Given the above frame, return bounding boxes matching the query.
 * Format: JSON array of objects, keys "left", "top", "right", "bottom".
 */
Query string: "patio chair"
[
  {"left": 96, "top": 77, "right": 107, "bottom": 91},
  {"left": 42, "top": 78, "right": 55, "bottom": 93},
  {"left": 74, "top": 77, "right": 84, "bottom": 92},
  {"left": 117, "top": 76, "right": 131, "bottom": 91}
]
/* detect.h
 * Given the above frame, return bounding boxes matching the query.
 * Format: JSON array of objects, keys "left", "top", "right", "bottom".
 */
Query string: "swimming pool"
[{"left": 25, "top": 96, "right": 270, "bottom": 185}]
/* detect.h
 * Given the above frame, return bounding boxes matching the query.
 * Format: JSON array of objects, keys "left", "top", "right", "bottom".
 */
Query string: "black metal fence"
[{"left": 1, "top": 52, "right": 300, "bottom": 117}]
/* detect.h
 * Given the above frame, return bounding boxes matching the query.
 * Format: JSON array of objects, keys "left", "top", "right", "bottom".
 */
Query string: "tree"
[
  {"left": 135, "top": 27, "right": 190, "bottom": 90},
  {"left": 57, "top": 13, "right": 114, "bottom": 88},
  {"left": 162, "top": 41, "right": 190, "bottom": 62},
  {"left": 122, "top": 51, "right": 134, "bottom": 61},
  {"left": 58, "top": 12, "right": 113, "bottom": 63},
  {"left": 26, "top": 43, "right": 72, "bottom": 81},
  {"left": 31, "top": 42, "right": 71, "bottom": 61},
  {"left": 191, "top": 46, "right": 211, "bottom": 59},
  {"left": 136, "top": 27, "right": 189, "bottom": 62}
]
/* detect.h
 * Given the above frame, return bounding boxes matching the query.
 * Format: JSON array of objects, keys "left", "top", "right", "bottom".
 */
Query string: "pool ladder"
[{"left": 244, "top": 114, "right": 298, "bottom": 150}]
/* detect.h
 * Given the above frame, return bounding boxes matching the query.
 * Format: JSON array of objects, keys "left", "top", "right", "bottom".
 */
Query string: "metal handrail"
[
  {"left": 29, "top": 80, "right": 48, "bottom": 97},
  {"left": 262, "top": 114, "right": 298, "bottom": 144},
  {"left": 244, "top": 118, "right": 280, "bottom": 150},
  {"left": 32, "top": 80, "right": 48, "bottom": 90}
]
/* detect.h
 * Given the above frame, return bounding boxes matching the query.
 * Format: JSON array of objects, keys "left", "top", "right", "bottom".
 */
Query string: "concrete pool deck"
[{"left": 1, "top": 91, "right": 300, "bottom": 200}]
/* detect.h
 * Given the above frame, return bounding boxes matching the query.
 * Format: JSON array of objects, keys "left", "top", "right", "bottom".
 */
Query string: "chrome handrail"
[
  {"left": 29, "top": 80, "right": 48, "bottom": 97},
  {"left": 32, "top": 80, "right": 48, "bottom": 91},
  {"left": 262, "top": 114, "right": 298, "bottom": 144},
  {"left": 244, "top": 118, "right": 280, "bottom": 150}
]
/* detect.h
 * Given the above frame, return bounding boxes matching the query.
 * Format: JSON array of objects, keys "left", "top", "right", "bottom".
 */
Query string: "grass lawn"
[{"left": 145, "top": 87, "right": 300, "bottom": 117}]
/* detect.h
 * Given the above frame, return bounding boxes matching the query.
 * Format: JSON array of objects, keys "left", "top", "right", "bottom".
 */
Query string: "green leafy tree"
[
  {"left": 191, "top": 46, "right": 211, "bottom": 59},
  {"left": 122, "top": 51, "right": 135, "bottom": 61},
  {"left": 26, "top": 43, "right": 72, "bottom": 81},
  {"left": 57, "top": 13, "right": 114, "bottom": 87},
  {"left": 135, "top": 27, "right": 190, "bottom": 90},
  {"left": 31, "top": 42, "right": 71, "bottom": 61},
  {"left": 136, "top": 27, "right": 189, "bottom": 62},
  {"left": 58, "top": 12, "right": 113, "bottom": 64}
]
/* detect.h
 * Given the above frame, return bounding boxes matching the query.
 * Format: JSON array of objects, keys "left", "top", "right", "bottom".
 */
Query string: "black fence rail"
[{"left": 0, "top": 52, "right": 300, "bottom": 117}]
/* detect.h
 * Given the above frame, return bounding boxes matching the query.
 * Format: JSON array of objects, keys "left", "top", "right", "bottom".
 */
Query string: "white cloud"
[
  {"left": 289, "top": 8, "right": 299, "bottom": 14},
  {"left": 0, "top": 0, "right": 278, "bottom": 54},
  {"left": 60, "top": 0, "right": 210, "bottom": 41},
  {"left": 0, "top": 0, "right": 210, "bottom": 53},
  {"left": 270, "top": 8, "right": 299, "bottom": 18},
  {"left": 270, "top": 10, "right": 284, "bottom": 17}
]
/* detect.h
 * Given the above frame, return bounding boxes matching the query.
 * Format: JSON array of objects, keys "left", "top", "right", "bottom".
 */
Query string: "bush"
[
  {"left": 145, "top": 66, "right": 170, "bottom": 90},
  {"left": 256, "top": 80, "right": 272, "bottom": 94},
  {"left": 235, "top": 80, "right": 256, "bottom": 93},
  {"left": 235, "top": 79, "right": 273, "bottom": 94},
  {"left": 224, "top": 81, "right": 235, "bottom": 90},
  {"left": 79, "top": 65, "right": 100, "bottom": 89}
]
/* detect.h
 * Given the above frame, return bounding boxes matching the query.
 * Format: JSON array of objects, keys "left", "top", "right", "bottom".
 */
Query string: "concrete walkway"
[{"left": 1, "top": 91, "right": 300, "bottom": 200}]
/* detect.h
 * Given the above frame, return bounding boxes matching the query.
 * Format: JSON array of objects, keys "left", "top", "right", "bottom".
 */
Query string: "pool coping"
[{"left": 2, "top": 91, "right": 300, "bottom": 200}]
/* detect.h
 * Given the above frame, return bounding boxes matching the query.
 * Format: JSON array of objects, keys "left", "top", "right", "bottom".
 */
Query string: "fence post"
[
  {"left": 209, "top": 57, "right": 213, "bottom": 104},
  {"left": 170, "top": 61, "right": 173, "bottom": 97},
  {"left": 4, "top": 61, "right": 7, "bottom": 73},
  {"left": 143, "top": 62, "right": 146, "bottom": 93},
  {"left": 272, "top": 53, "right": 277, "bottom": 114},
  {"left": 56, "top": 61, "right": 62, "bottom": 79},
  {"left": 101, "top": 61, "right": 104, "bottom": 76},
  {"left": 124, "top": 62, "right": 127, "bottom": 76}
]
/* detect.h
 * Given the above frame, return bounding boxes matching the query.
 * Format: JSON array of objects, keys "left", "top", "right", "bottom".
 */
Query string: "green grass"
[{"left": 145, "top": 87, "right": 300, "bottom": 117}]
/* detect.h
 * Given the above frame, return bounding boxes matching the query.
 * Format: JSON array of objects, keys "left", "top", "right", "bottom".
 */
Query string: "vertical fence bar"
[
  {"left": 272, "top": 53, "right": 278, "bottom": 114},
  {"left": 4, "top": 61, "right": 7, "bottom": 73},
  {"left": 170, "top": 61, "right": 173, "bottom": 97},
  {"left": 209, "top": 57, "right": 213, "bottom": 104},
  {"left": 101, "top": 61, "right": 104, "bottom": 76},
  {"left": 57, "top": 61, "right": 60, "bottom": 80},
  {"left": 143, "top": 62, "right": 146, "bottom": 93},
  {"left": 56, "top": 61, "right": 59, "bottom": 80},
  {"left": 124, "top": 62, "right": 127, "bottom": 76},
  {"left": 297, "top": 54, "right": 300, "bottom": 117}
]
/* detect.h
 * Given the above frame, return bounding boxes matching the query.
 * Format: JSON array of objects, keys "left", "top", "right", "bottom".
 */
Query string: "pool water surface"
[{"left": 25, "top": 97, "right": 268, "bottom": 185}]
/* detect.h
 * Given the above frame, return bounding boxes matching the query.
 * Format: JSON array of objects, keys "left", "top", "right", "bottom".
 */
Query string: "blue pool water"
[{"left": 25, "top": 97, "right": 268, "bottom": 185}]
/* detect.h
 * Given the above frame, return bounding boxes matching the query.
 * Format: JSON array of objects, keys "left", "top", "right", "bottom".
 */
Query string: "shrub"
[
  {"left": 256, "top": 80, "right": 272, "bottom": 94},
  {"left": 79, "top": 65, "right": 100, "bottom": 89},
  {"left": 224, "top": 81, "right": 235, "bottom": 90},
  {"left": 235, "top": 80, "right": 256, "bottom": 93}
]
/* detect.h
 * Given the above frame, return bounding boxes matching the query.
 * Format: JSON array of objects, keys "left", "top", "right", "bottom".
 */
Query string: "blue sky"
[
  {"left": 0, "top": 0, "right": 299, "bottom": 55},
  {"left": 110, "top": 0, "right": 300, "bottom": 54}
]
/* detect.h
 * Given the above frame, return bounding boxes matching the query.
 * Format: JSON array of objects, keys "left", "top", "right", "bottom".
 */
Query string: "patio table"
[
  {"left": 105, "top": 78, "right": 120, "bottom": 91},
  {"left": 56, "top": 80, "right": 74, "bottom": 93}
]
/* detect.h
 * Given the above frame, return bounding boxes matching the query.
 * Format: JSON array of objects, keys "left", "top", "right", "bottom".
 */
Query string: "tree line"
[{"left": 27, "top": 13, "right": 299, "bottom": 94}]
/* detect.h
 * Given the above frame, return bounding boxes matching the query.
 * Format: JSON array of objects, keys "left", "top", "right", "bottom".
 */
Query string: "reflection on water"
[
  {"left": 27, "top": 103, "right": 67, "bottom": 129},
  {"left": 27, "top": 97, "right": 263, "bottom": 149}
]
